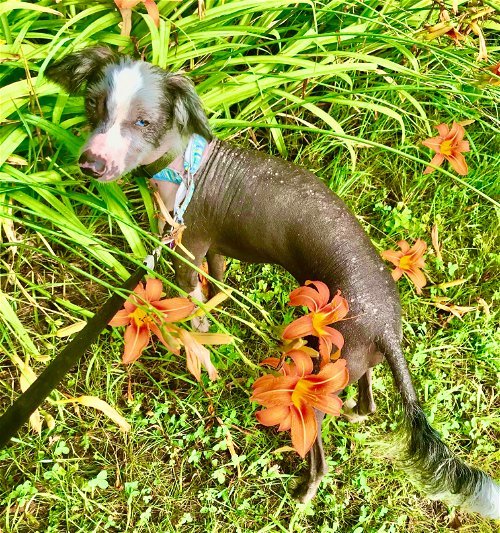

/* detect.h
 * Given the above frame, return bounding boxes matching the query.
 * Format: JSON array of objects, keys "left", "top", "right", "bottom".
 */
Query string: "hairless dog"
[{"left": 46, "top": 47, "right": 499, "bottom": 518}]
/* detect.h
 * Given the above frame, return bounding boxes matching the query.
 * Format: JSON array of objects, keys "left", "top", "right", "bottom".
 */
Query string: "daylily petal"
[
  {"left": 308, "top": 393, "right": 343, "bottom": 417},
  {"left": 290, "top": 404, "right": 317, "bottom": 458},
  {"left": 252, "top": 375, "right": 299, "bottom": 399},
  {"left": 186, "top": 349, "right": 201, "bottom": 382},
  {"left": 252, "top": 388, "right": 294, "bottom": 408},
  {"left": 448, "top": 121, "right": 465, "bottom": 144},
  {"left": 115, "top": 1, "right": 142, "bottom": 8},
  {"left": 391, "top": 267, "right": 404, "bottom": 281},
  {"left": 405, "top": 268, "right": 427, "bottom": 294},
  {"left": 446, "top": 152, "right": 468, "bottom": 176},
  {"left": 132, "top": 282, "right": 146, "bottom": 302},
  {"left": 318, "top": 335, "right": 333, "bottom": 365},
  {"left": 123, "top": 299, "right": 137, "bottom": 313},
  {"left": 109, "top": 308, "right": 131, "bottom": 327},
  {"left": 288, "top": 286, "right": 323, "bottom": 312},
  {"left": 278, "top": 411, "right": 292, "bottom": 431},
  {"left": 422, "top": 137, "right": 443, "bottom": 152},
  {"left": 423, "top": 153, "right": 445, "bottom": 174},
  {"left": 287, "top": 350, "right": 314, "bottom": 377},
  {"left": 380, "top": 249, "right": 403, "bottom": 265},
  {"left": 252, "top": 374, "right": 276, "bottom": 393},
  {"left": 396, "top": 240, "right": 410, "bottom": 253},
  {"left": 153, "top": 297, "right": 196, "bottom": 322},
  {"left": 456, "top": 140, "right": 470, "bottom": 152},
  {"left": 259, "top": 357, "right": 294, "bottom": 376},
  {"left": 145, "top": 277, "right": 163, "bottom": 302},
  {"left": 282, "top": 315, "right": 314, "bottom": 340},
  {"left": 322, "top": 326, "right": 345, "bottom": 352},
  {"left": 149, "top": 322, "right": 181, "bottom": 355},
  {"left": 260, "top": 357, "right": 283, "bottom": 370},
  {"left": 409, "top": 238, "right": 427, "bottom": 259},
  {"left": 436, "top": 123, "right": 450, "bottom": 137},
  {"left": 256, "top": 405, "right": 291, "bottom": 427},
  {"left": 305, "top": 280, "right": 331, "bottom": 308},
  {"left": 143, "top": 0, "right": 160, "bottom": 27},
  {"left": 323, "top": 293, "right": 349, "bottom": 322},
  {"left": 309, "top": 359, "right": 349, "bottom": 393},
  {"left": 122, "top": 323, "right": 150, "bottom": 364}
]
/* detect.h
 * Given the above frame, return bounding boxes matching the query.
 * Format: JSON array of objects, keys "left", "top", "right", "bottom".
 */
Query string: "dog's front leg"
[
  {"left": 205, "top": 249, "right": 225, "bottom": 298},
  {"left": 172, "top": 238, "right": 211, "bottom": 332},
  {"left": 292, "top": 410, "right": 328, "bottom": 503}
]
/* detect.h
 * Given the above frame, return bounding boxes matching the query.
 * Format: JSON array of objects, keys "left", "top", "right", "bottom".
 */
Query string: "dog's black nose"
[{"left": 79, "top": 151, "right": 106, "bottom": 177}]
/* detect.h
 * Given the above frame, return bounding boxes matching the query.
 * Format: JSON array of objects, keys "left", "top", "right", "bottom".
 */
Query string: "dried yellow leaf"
[
  {"left": 61, "top": 396, "right": 131, "bottom": 432},
  {"left": 56, "top": 321, "right": 86, "bottom": 337}
]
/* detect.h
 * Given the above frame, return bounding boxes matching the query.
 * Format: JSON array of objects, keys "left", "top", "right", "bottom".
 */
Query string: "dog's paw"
[
  {"left": 191, "top": 315, "right": 210, "bottom": 332},
  {"left": 342, "top": 398, "right": 369, "bottom": 423}
]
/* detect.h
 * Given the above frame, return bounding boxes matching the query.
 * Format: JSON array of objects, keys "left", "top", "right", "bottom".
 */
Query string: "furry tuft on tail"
[
  {"left": 403, "top": 402, "right": 500, "bottom": 518},
  {"left": 380, "top": 334, "right": 499, "bottom": 519}
]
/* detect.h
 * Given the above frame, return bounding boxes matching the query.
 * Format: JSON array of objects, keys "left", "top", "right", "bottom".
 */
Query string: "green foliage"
[{"left": 0, "top": 1, "right": 499, "bottom": 531}]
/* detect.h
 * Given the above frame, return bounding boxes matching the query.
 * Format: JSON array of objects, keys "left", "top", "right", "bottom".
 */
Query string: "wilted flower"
[
  {"left": 282, "top": 281, "right": 348, "bottom": 366},
  {"left": 381, "top": 240, "right": 427, "bottom": 294},
  {"left": 489, "top": 63, "right": 500, "bottom": 77},
  {"left": 109, "top": 278, "right": 195, "bottom": 364},
  {"left": 114, "top": 0, "right": 159, "bottom": 24},
  {"left": 178, "top": 328, "right": 219, "bottom": 382},
  {"left": 251, "top": 351, "right": 349, "bottom": 458},
  {"left": 114, "top": 0, "right": 159, "bottom": 37},
  {"left": 480, "top": 63, "right": 500, "bottom": 86},
  {"left": 422, "top": 122, "right": 470, "bottom": 176}
]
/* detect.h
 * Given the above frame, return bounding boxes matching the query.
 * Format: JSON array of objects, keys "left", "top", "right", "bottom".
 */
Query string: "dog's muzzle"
[{"left": 79, "top": 150, "right": 107, "bottom": 178}]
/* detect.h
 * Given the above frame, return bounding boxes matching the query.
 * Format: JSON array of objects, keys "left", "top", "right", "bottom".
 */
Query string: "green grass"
[{"left": 1, "top": 0, "right": 499, "bottom": 531}]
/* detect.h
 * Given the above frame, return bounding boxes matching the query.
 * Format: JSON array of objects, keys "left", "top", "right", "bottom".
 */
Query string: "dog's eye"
[{"left": 134, "top": 119, "right": 150, "bottom": 127}]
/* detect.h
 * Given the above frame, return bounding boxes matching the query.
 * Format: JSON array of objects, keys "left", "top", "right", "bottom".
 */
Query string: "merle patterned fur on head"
[
  {"left": 45, "top": 46, "right": 119, "bottom": 95},
  {"left": 47, "top": 46, "right": 213, "bottom": 181}
]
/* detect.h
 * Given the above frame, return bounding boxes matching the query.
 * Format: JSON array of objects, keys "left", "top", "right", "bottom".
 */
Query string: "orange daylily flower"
[
  {"left": 422, "top": 122, "right": 470, "bottom": 176},
  {"left": 251, "top": 351, "right": 349, "bottom": 458},
  {"left": 109, "top": 278, "right": 195, "bottom": 364},
  {"left": 381, "top": 239, "right": 427, "bottom": 294},
  {"left": 282, "top": 281, "right": 348, "bottom": 366}
]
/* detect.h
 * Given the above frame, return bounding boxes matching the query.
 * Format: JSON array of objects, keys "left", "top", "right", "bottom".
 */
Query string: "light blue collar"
[
  {"left": 152, "top": 133, "right": 208, "bottom": 185},
  {"left": 152, "top": 134, "right": 208, "bottom": 224}
]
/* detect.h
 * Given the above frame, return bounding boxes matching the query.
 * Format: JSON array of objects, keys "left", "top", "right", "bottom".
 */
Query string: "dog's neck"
[
  {"left": 143, "top": 134, "right": 212, "bottom": 182},
  {"left": 143, "top": 134, "right": 213, "bottom": 223},
  {"left": 142, "top": 134, "right": 212, "bottom": 179},
  {"left": 142, "top": 153, "right": 175, "bottom": 177}
]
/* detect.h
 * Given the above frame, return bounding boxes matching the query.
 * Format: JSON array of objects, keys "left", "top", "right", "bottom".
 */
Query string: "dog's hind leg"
[
  {"left": 357, "top": 368, "right": 376, "bottom": 416},
  {"left": 343, "top": 368, "right": 377, "bottom": 423},
  {"left": 291, "top": 410, "right": 328, "bottom": 503},
  {"left": 292, "top": 370, "right": 377, "bottom": 502}
]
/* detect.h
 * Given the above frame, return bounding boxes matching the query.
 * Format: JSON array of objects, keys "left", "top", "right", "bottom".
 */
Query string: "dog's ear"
[
  {"left": 165, "top": 74, "right": 212, "bottom": 140},
  {"left": 45, "top": 46, "right": 119, "bottom": 94}
]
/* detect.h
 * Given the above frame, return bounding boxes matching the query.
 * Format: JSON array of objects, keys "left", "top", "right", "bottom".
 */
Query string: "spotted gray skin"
[{"left": 46, "top": 48, "right": 500, "bottom": 518}]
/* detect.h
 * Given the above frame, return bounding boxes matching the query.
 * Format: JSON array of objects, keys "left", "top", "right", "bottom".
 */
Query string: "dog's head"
[{"left": 46, "top": 47, "right": 212, "bottom": 182}]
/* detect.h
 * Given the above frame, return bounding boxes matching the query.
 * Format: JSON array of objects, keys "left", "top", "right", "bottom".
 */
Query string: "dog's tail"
[{"left": 379, "top": 334, "right": 500, "bottom": 519}]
